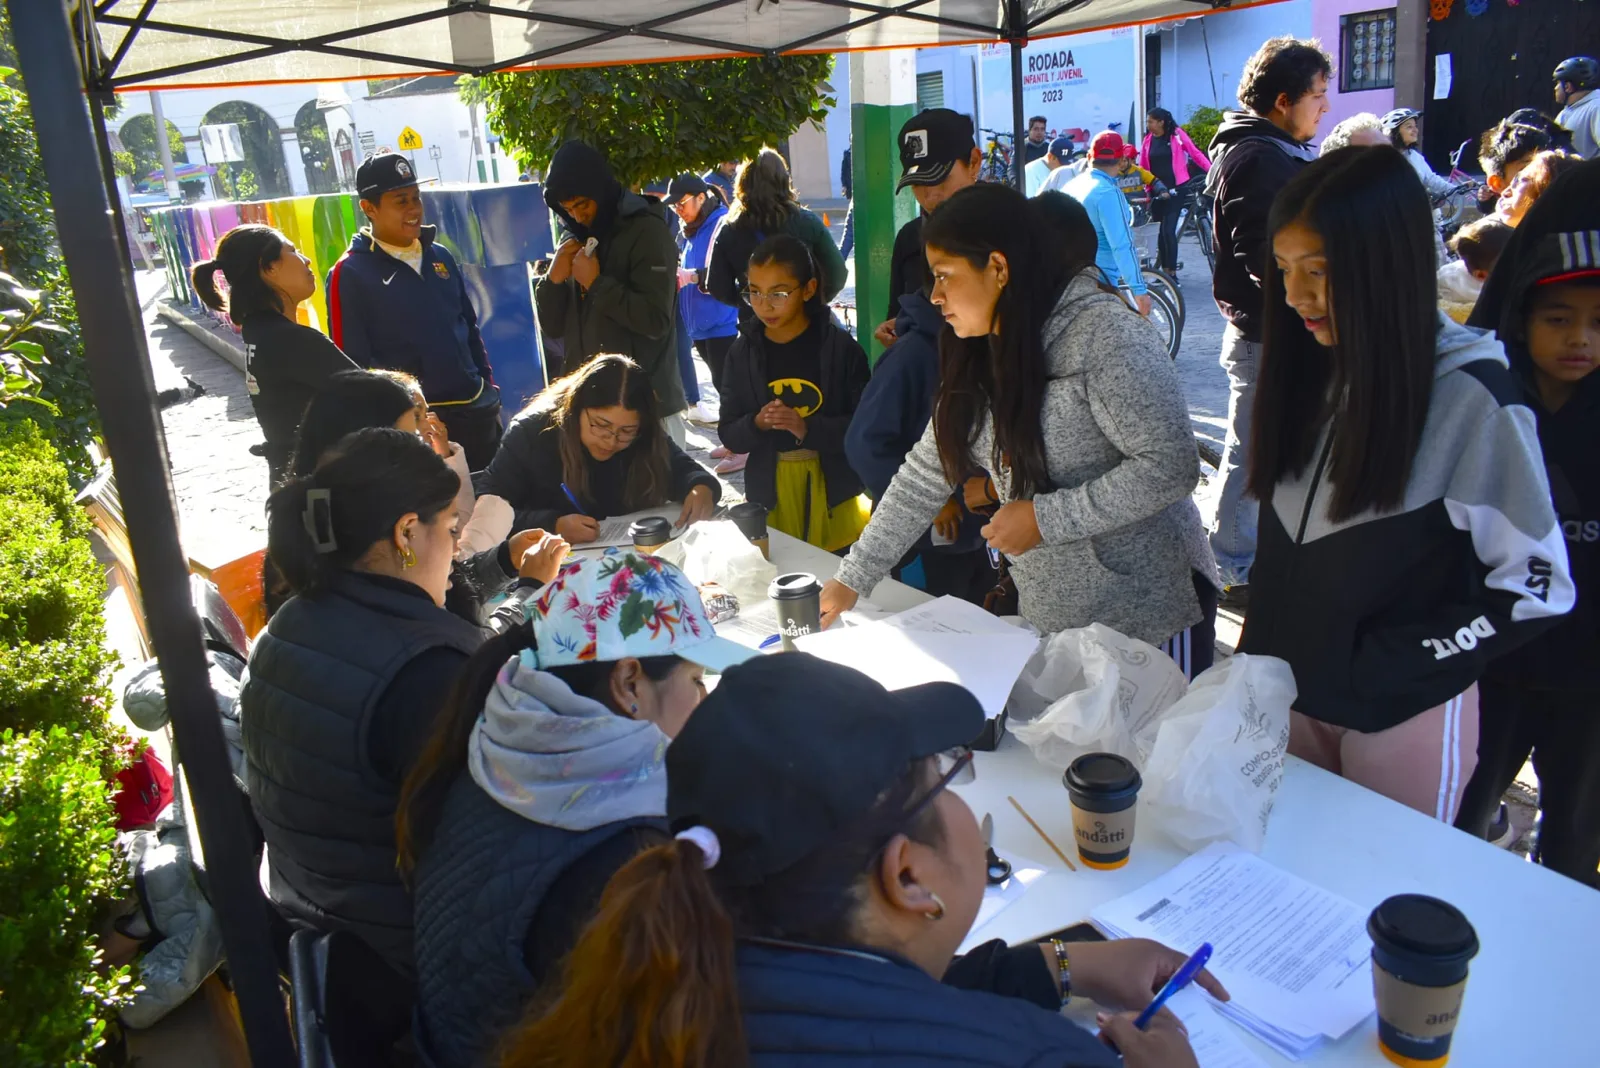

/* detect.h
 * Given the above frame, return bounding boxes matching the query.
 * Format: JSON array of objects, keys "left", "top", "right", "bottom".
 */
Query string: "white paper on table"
[
  {"left": 1167, "top": 987, "right": 1269, "bottom": 1068},
  {"left": 1091, "top": 843, "right": 1374, "bottom": 1044},
  {"left": 955, "top": 858, "right": 1047, "bottom": 955},
  {"left": 792, "top": 620, "right": 1039, "bottom": 717},
  {"left": 580, "top": 503, "right": 684, "bottom": 548},
  {"left": 1434, "top": 54, "right": 1453, "bottom": 100},
  {"left": 885, "top": 595, "right": 1032, "bottom": 638},
  {"left": 715, "top": 599, "right": 892, "bottom": 651}
]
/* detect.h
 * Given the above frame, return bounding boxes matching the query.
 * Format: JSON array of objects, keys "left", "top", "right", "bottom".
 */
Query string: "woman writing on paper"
[
  {"left": 819, "top": 186, "right": 1218, "bottom": 678},
  {"left": 478, "top": 354, "right": 721, "bottom": 546},
  {"left": 1240, "top": 148, "right": 1571, "bottom": 821}
]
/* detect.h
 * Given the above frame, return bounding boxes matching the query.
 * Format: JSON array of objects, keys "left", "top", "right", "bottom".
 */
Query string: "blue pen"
[
  {"left": 1133, "top": 943, "right": 1213, "bottom": 1030},
  {"left": 759, "top": 634, "right": 782, "bottom": 650},
  {"left": 559, "top": 482, "right": 588, "bottom": 517}
]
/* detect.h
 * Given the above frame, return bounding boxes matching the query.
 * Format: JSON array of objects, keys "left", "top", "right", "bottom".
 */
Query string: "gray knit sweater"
[{"left": 836, "top": 271, "right": 1204, "bottom": 643}]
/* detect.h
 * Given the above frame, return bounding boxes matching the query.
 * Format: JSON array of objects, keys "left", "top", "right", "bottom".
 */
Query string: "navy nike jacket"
[{"left": 325, "top": 227, "right": 496, "bottom": 407}]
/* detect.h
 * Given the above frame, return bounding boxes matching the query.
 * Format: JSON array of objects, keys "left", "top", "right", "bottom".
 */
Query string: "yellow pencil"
[{"left": 1008, "top": 795, "right": 1078, "bottom": 872}]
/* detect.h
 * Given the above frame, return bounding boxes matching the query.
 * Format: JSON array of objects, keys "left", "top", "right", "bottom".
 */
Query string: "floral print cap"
[{"left": 527, "top": 549, "right": 754, "bottom": 672}]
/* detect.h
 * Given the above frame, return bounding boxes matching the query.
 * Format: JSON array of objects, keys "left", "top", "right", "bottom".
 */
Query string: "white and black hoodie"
[{"left": 1240, "top": 316, "right": 1574, "bottom": 732}]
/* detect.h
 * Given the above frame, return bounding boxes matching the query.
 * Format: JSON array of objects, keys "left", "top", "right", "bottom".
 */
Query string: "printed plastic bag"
[
  {"left": 672, "top": 519, "right": 777, "bottom": 607},
  {"left": 1142, "top": 654, "right": 1297, "bottom": 853},
  {"left": 1008, "top": 623, "right": 1188, "bottom": 768}
]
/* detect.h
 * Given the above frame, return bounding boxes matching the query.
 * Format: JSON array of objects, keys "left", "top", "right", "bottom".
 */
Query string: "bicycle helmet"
[
  {"left": 1381, "top": 108, "right": 1422, "bottom": 132},
  {"left": 1553, "top": 56, "right": 1599, "bottom": 90}
]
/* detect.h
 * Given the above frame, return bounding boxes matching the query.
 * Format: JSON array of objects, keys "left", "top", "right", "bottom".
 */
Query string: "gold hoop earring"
[
  {"left": 926, "top": 892, "right": 946, "bottom": 922},
  {"left": 401, "top": 545, "right": 417, "bottom": 569}
]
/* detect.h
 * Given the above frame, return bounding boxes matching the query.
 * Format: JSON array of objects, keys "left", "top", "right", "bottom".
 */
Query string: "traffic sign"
[{"left": 397, "top": 126, "right": 424, "bottom": 150}]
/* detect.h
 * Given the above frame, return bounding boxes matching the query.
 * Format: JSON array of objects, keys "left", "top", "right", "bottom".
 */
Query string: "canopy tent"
[
  {"left": 92, "top": 0, "right": 1256, "bottom": 90},
  {"left": 12, "top": 1, "right": 1265, "bottom": 1063}
]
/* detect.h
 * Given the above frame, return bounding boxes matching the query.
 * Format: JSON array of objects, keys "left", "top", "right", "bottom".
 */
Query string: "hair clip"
[
  {"left": 674, "top": 826, "right": 721, "bottom": 870},
  {"left": 302, "top": 488, "right": 338, "bottom": 554}
]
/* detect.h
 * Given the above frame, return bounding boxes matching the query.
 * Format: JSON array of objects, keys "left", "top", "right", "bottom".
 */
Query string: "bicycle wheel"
[
  {"left": 1194, "top": 210, "right": 1216, "bottom": 273},
  {"left": 1141, "top": 266, "right": 1185, "bottom": 335},
  {"left": 1144, "top": 286, "right": 1181, "bottom": 361}
]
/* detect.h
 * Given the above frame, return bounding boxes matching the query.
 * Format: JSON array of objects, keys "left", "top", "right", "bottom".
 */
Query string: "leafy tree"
[
  {"left": 461, "top": 55, "right": 836, "bottom": 189},
  {"left": 202, "top": 100, "right": 291, "bottom": 200},
  {"left": 117, "top": 112, "right": 190, "bottom": 191},
  {"left": 295, "top": 99, "right": 338, "bottom": 194},
  {"left": 1184, "top": 105, "right": 1226, "bottom": 155}
]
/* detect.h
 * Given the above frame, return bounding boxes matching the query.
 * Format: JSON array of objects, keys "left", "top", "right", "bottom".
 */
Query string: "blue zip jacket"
[
  {"left": 845, "top": 291, "right": 986, "bottom": 555},
  {"left": 326, "top": 226, "right": 496, "bottom": 406},
  {"left": 677, "top": 199, "right": 738, "bottom": 342},
  {"left": 1061, "top": 168, "right": 1147, "bottom": 296}
]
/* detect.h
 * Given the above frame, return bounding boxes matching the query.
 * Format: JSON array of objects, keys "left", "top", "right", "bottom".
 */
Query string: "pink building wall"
[{"left": 1313, "top": 0, "right": 1397, "bottom": 133}]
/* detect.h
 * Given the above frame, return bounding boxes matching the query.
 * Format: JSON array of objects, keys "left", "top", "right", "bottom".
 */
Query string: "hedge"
[
  {"left": 0, "top": 420, "right": 129, "bottom": 1064},
  {"left": 0, "top": 420, "right": 117, "bottom": 736}
]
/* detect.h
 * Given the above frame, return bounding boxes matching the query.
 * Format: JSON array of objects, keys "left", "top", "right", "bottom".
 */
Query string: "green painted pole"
[{"left": 850, "top": 51, "right": 918, "bottom": 367}]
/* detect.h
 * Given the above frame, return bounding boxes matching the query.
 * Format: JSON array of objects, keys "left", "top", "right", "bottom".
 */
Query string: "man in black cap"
[
  {"left": 873, "top": 108, "right": 984, "bottom": 349},
  {"left": 326, "top": 150, "right": 503, "bottom": 468},
  {"left": 536, "top": 142, "right": 686, "bottom": 441}
]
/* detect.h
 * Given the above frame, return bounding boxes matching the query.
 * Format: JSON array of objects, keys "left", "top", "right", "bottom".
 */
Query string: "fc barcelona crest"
[{"left": 433, "top": 261, "right": 450, "bottom": 279}]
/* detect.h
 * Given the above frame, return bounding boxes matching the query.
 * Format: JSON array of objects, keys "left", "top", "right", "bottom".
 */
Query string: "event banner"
[{"left": 979, "top": 28, "right": 1138, "bottom": 144}]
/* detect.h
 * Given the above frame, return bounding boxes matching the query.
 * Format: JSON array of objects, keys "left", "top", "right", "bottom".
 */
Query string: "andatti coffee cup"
[
  {"left": 1062, "top": 752, "right": 1142, "bottom": 870},
  {"left": 629, "top": 517, "right": 672, "bottom": 556},
  {"left": 729, "top": 501, "right": 770, "bottom": 560},
  {"left": 1367, "top": 894, "right": 1479, "bottom": 1068},
  {"left": 769, "top": 572, "right": 821, "bottom": 652}
]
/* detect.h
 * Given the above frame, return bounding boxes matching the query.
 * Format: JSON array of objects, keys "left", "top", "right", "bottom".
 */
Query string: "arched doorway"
[
  {"left": 199, "top": 100, "right": 292, "bottom": 201},
  {"left": 118, "top": 113, "right": 203, "bottom": 196},
  {"left": 294, "top": 100, "right": 338, "bottom": 195},
  {"left": 333, "top": 128, "right": 357, "bottom": 191}
]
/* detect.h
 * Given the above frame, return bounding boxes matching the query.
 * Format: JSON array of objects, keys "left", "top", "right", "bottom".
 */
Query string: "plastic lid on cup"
[
  {"left": 1063, "top": 752, "right": 1142, "bottom": 799},
  {"left": 1368, "top": 894, "right": 1480, "bottom": 965},
  {"left": 769, "top": 572, "right": 821, "bottom": 600}
]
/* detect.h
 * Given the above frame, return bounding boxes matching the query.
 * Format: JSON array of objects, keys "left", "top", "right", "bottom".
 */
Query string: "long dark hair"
[
  {"left": 1247, "top": 147, "right": 1438, "bottom": 521},
  {"left": 521, "top": 355, "right": 669, "bottom": 512},
  {"left": 495, "top": 758, "right": 946, "bottom": 1068},
  {"left": 289, "top": 370, "right": 418, "bottom": 479},
  {"left": 395, "top": 622, "right": 682, "bottom": 876},
  {"left": 728, "top": 149, "right": 801, "bottom": 235},
  {"left": 923, "top": 184, "right": 1094, "bottom": 495},
  {"left": 191, "top": 224, "right": 288, "bottom": 321},
  {"left": 747, "top": 233, "right": 825, "bottom": 323},
  {"left": 1147, "top": 107, "right": 1177, "bottom": 138},
  {"left": 267, "top": 427, "right": 460, "bottom": 597}
]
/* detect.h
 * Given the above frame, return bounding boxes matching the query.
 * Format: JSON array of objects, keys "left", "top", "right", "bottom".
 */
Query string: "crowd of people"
[{"left": 178, "top": 37, "right": 1600, "bottom": 1067}]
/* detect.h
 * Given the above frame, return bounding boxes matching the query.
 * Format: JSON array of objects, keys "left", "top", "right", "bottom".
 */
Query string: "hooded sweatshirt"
[
  {"left": 536, "top": 142, "right": 686, "bottom": 412},
  {"left": 1205, "top": 112, "right": 1319, "bottom": 341},
  {"left": 1470, "top": 159, "right": 1600, "bottom": 689},
  {"left": 1240, "top": 316, "right": 1574, "bottom": 731}
]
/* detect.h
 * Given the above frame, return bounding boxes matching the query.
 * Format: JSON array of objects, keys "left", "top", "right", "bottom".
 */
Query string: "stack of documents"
[
  {"left": 793, "top": 597, "right": 1041, "bottom": 717},
  {"left": 1091, "top": 843, "right": 1375, "bottom": 1060}
]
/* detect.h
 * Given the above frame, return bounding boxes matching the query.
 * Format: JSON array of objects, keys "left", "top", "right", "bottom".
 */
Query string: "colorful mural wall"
[{"left": 150, "top": 185, "right": 557, "bottom": 414}]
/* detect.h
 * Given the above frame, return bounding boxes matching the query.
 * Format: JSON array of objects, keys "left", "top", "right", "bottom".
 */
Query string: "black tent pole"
[
  {"left": 4, "top": 1, "right": 297, "bottom": 1063},
  {"left": 1008, "top": 0, "right": 1026, "bottom": 193}
]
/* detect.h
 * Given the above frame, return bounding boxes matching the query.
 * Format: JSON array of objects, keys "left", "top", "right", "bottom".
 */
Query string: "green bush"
[
  {"left": 0, "top": 420, "right": 115, "bottom": 736},
  {"left": 0, "top": 726, "right": 133, "bottom": 1066},
  {"left": 1184, "top": 105, "right": 1226, "bottom": 156}
]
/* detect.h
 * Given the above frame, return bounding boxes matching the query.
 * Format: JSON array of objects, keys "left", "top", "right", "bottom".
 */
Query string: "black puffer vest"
[
  {"left": 411, "top": 773, "right": 662, "bottom": 1068},
  {"left": 241, "top": 572, "right": 481, "bottom": 974}
]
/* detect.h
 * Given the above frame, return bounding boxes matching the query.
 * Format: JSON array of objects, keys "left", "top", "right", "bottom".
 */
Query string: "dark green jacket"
[
  {"left": 534, "top": 192, "right": 686, "bottom": 412},
  {"left": 706, "top": 206, "right": 849, "bottom": 314}
]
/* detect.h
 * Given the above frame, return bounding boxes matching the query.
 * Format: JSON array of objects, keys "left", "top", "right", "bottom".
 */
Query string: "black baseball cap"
[
  {"left": 356, "top": 151, "right": 423, "bottom": 201},
  {"left": 666, "top": 653, "right": 984, "bottom": 887},
  {"left": 897, "top": 108, "right": 977, "bottom": 193},
  {"left": 665, "top": 172, "right": 710, "bottom": 206}
]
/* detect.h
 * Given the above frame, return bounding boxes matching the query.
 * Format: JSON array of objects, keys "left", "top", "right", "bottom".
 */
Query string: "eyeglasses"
[
  {"left": 585, "top": 412, "right": 640, "bottom": 445},
  {"left": 896, "top": 749, "right": 975, "bottom": 831},
  {"left": 740, "top": 288, "right": 798, "bottom": 307}
]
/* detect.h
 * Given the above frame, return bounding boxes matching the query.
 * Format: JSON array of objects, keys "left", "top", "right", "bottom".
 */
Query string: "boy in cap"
[
  {"left": 1457, "top": 160, "right": 1600, "bottom": 886},
  {"left": 873, "top": 108, "right": 983, "bottom": 349},
  {"left": 1060, "top": 132, "right": 1152, "bottom": 316},
  {"left": 1024, "top": 135, "right": 1075, "bottom": 198},
  {"left": 326, "top": 151, "right": 503, "bottom": 468}
]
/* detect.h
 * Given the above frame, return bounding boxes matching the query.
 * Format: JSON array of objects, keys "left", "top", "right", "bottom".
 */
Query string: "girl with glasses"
[
  {"left": 479, "top": 354, "right": 721, "bottom": 547},
  {"left": 718, "top": 235, "right": 873, "bottom": 552}
]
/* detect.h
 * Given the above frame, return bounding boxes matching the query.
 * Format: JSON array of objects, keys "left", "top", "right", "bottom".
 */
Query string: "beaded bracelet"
[{"left": 1050, "top": 938, "right": 1072, "bottom": 1004}]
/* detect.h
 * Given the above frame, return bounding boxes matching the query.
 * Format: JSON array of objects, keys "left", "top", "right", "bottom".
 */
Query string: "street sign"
[
  {"left": 397, "top": 126, "right": 424, "bottom": 150},
  {"left": 199, "top": 123, "right": 245, "bottom": 163},
  {"left": 428, "top": 144, "right": 443, "bottom": 161}
]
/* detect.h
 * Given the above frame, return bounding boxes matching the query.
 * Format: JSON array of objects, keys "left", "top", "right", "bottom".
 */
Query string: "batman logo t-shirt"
[{"left": 765, "top": 316, "right": 827, "bottom": 423}]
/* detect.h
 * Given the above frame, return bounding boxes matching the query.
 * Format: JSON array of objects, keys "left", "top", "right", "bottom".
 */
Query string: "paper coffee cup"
[
  {"left": 629, "top": 517, "right": 672, "bottom": 555},
  {"left": 1368, "top": 895, "right": 1479, "bottom": 1068},
  {"left": 1062, "top": 753, "right": 1141, "bottom": 870},
  {"left": 729, "top": 502, "right": 770, "bottom": 559},
  {"left": 769, "top": 572, "right": 821, "bottom": 652}
]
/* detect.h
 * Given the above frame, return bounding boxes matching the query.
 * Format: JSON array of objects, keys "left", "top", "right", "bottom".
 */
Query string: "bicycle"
[
  {"left": 979, "top": 129, "right": 1013, "bottom": 184},
  {"left": 1174, "top": 181, "right": 1215, "bottom": 274}
]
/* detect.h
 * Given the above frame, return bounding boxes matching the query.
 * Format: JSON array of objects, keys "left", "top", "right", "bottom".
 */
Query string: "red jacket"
[{"left": 1140, "top": 128, "right": 1211, "bottom": 187}]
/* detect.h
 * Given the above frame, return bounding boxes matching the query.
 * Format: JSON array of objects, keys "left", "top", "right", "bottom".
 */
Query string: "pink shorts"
[{"left": 1289, "top": 686, "right": 1480, "bottom": 823}]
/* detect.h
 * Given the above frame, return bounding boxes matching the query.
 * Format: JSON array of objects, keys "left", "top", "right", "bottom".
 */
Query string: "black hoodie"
[
  {"left": 1471, "top": 159, "right": 1600, "bottom": 690},
  {"left": 1204, "top": 112, "right": 1319, "bottom": 341}
]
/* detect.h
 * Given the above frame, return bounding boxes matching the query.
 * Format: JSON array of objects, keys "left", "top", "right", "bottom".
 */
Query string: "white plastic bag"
[
  {"left": 1008, "top": 624, "right": 1188, "bottom": 769},
  {"left": 1142, "top": 653, "right": 1297, "bottom": 853},
  {"left": 672, "top": 519, "right": 777, "bottom": 607}
]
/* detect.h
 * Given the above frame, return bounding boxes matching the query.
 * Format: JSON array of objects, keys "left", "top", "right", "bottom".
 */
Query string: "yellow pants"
[{"left": 770, "top": 450, "right": 872, "bottom": 553}]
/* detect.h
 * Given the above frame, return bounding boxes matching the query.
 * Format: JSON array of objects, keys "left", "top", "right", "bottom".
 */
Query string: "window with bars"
[
  {"left": 916, "top": 72, "right": 945, "bottom": 112},
  {"left": 1340, "top": 9, "right": 1397, "bottom": 93}
]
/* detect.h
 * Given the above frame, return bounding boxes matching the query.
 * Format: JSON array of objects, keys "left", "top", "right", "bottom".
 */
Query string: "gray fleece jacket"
[{"left": 836, "top": 271, "right": 1204, "bottom": 643}]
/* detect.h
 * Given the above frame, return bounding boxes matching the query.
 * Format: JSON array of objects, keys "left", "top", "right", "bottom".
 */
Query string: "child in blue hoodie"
[{"left": 1457, "top": 160, "right": 1600, "bottom": 886}]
